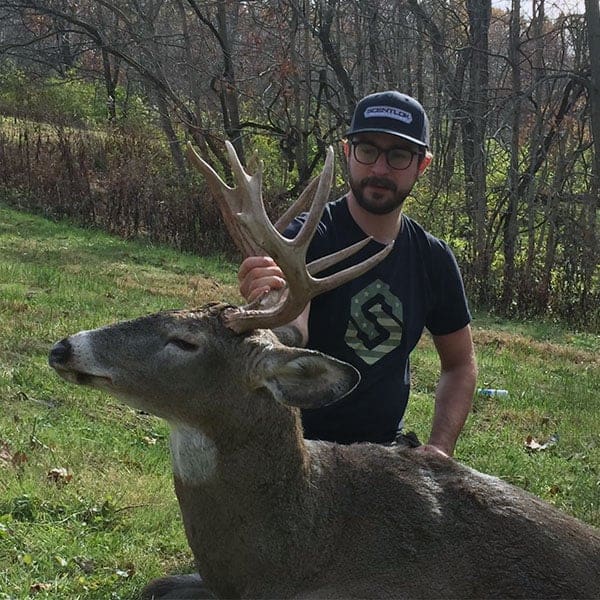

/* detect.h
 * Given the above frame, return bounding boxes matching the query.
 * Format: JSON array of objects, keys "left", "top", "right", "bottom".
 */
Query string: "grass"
[
  {"left": 0, "top": 203, "right": 598, "bottom": 598},
  {"left": 408, "top": 324, "right": 600, "bottom": 525}
]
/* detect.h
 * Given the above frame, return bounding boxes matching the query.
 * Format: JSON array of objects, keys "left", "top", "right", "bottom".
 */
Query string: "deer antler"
[{"left": 187, "top": 141, "right": 392, "bottom": 333}]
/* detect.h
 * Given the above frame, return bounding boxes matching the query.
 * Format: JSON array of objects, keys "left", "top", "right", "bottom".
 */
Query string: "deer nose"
[{"left": 49, "top": 338, "right": 73, "bottom": 366}]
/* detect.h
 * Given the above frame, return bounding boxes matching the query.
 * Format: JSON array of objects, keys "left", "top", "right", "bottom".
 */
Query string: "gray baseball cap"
[{"left": 346, "top": 91, "right": 430, "bottom": 148}]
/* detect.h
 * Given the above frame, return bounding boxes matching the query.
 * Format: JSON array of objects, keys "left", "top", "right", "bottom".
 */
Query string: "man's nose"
[{"left": 370, "top": 152, "right": 392, "bottom": 175}]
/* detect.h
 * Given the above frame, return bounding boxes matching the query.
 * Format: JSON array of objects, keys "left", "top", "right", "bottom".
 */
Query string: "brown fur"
[{"left": 49, "top": 307, "right": 600, "bottom": 599}]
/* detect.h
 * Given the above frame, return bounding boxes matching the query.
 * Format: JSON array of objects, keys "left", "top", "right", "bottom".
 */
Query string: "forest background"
[{"left": 0, "top": 0, "right": 599, "bottom": 331}]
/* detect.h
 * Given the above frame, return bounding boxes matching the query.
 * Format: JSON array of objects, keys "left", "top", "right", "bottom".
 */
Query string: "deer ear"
[{"left": 255, "top": 348, "right": 360, "bottom": 409}]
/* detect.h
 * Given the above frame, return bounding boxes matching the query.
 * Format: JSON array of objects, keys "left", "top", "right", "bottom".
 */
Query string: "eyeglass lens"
[{"left": 353, "top": 142, "right": 415, "bottom": 170}]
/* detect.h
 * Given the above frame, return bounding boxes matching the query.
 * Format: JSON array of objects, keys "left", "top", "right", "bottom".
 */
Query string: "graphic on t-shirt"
[{"left": 345, "top": 279, "right": 404, "bottom": 365}]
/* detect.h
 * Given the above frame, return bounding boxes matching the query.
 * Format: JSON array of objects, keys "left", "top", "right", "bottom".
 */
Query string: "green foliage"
[
  {"left": 246, "top": 134, "right": 293, "bottom": 190},
  {"left": 0, "top": 65, "right": 151, "bottom": 127}
]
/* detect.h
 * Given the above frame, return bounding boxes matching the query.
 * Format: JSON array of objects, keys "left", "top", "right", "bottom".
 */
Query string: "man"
[{"left": 238, "top": 90, "right": 477, "bottom": 457}]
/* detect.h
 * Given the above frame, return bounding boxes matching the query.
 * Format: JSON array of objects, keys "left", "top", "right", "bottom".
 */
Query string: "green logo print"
[{"left": 345, "top": 279, "right": 404, "bottom": 365}]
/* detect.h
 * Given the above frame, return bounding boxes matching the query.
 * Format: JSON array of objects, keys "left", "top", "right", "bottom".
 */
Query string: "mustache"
[{"left": 360, "top": 177, "right": 397, "bottom": 192}]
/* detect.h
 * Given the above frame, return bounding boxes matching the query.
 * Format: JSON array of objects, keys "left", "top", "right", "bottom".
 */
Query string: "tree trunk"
[
  {"left": 216, "top": 0, "right": 244, "bottom": 162},
  {"left": 501, "top": 0, "right": 522, "bottom": 311},
  {"left": 584, "top": 0, "right": 600, "bottom": 311},
  {"left": 465, "top": 0, "right": 491, "bottom": 304}
]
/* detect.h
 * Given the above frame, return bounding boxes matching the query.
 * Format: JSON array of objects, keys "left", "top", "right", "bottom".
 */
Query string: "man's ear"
[
  {"left": 418, "top": 151, "right": 432, "bottom": 174},
  {"left": 342, "top": 138, "right": 351, "bottom": 159}
]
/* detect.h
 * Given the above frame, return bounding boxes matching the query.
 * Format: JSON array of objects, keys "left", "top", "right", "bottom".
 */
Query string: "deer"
[{"left": 49, "top": 141, "right": 600, "bottom": 600}]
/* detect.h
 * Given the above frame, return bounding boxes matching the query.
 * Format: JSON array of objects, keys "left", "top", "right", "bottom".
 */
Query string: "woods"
[{"left": 0, "top": 0, "right": 598, "bottom": 330}]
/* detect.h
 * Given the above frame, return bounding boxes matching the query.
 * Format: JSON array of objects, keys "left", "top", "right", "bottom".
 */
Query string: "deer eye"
[{"left": 168, "top": 338, "right": 199, "bottom": 352}]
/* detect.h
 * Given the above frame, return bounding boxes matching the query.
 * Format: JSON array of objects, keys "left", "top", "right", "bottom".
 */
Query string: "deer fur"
[{"left": 49, "top": 304, "right": 600, "bottom": 599}]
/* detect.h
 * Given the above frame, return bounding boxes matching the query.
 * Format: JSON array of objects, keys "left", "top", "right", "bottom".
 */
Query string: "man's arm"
[
  {"left": 238, "top": 256, "right": 287, "bottom": 302},
  {"left": 272, "top": 304, "right": 310, "bottom": 347},
  {"left": 419, "top": 324, "right": 477, "bottom": 457}
]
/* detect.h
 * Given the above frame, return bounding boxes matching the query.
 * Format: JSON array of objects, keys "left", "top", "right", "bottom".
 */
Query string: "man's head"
[
  {"left": 346, "top": 90, "right": 430, "bottom": 149},
  {"left": 344, "top": 91, "right": 431, "bottom": 215}
]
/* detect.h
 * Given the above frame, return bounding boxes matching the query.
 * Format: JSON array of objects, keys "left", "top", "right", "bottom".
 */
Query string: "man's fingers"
[
  {"left": 238, "top": 256, "right": 287, "bottom": 301},
  {"left": 238, "top": 256, "right": 278, "bottom": 283}
]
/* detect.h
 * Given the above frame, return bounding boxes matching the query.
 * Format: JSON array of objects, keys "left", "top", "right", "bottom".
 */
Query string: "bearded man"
[{"left": 238, "top": 91, "right": 477, "bottom": 457}]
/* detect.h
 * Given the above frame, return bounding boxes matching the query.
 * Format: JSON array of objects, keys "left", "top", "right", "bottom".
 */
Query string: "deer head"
[
  {"left": 50, "top": 141, "right": 393, "bottom": 428},
  {"left": 52, "top": 301, "right": 361, "bottom": 416}
]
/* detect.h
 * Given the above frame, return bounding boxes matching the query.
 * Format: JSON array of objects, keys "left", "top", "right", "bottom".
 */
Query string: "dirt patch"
[{"left": 472, "top": 328, "right": 599, "bottom": 366}]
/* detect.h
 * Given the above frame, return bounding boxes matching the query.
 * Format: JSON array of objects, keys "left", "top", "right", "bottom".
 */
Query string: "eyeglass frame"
[{"left": 349, "top": 140, "right": 424, "bottom": 171}]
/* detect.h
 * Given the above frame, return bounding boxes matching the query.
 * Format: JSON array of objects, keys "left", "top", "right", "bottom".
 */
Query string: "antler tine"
[
  {"left": 292, "top": 146, "right": 335, "bottom": 249},
  {"left": 186, "top": 141, "right": 261, "bottom": 257},
  {"left": 230, "top": 147, "right": 335, "bottom": 263},
  {"left": 223, "top": 236, "right": 393, "bottom": 332},
  {"left": 274, "top": 174, "right": 320, "bottom": 233},
  {"left": 273, "top": 146, "right": 340, "bottom": 235},
  {"left": 307, "top": 237, "right": 373, "bottom": 276},
  {"left": 308, "top": 242, "right": 394, "bottom": 293}
]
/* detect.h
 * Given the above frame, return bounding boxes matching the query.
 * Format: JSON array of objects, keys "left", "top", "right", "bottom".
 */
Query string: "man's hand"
[
  {"left": 238, "top": 256, "right": 287, "bottom": 302},
  {"left": 238, "top": 256, "right": 310, "bottom": 347}
]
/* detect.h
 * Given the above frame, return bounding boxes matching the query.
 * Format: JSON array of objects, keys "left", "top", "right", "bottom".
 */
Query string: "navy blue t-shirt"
[{"left": 285, "top": 196, "right": 471, "bottom": 444}]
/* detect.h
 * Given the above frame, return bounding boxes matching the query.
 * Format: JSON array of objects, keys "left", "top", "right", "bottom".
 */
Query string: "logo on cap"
[{"left": 364, "top": 106, "right": 413, "bottom": 124}]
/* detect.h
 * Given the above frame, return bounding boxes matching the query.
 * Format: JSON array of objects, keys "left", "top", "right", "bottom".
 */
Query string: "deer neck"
[
  {"left": 168, "top": 403, "right": 318, "bottom": 596},
  {"left": 168, "top": 400, "right": 310, "bottom": 491}
]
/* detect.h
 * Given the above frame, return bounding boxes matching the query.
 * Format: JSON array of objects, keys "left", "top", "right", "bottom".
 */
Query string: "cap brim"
[{"left": 345, "top": 128, "right": 428, "bottom": 148}]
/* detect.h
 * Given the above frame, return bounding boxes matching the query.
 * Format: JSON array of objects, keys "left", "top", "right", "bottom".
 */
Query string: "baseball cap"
[{"left": 346, "top": 91, "right": 430, "bottom": 148}]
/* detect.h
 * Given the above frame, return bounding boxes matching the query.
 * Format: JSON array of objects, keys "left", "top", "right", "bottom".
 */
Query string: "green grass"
[
  {"left": 0, "top": 205, "right": 239, "bottom": 599},
  {"left": 1, "top": 203, "right": 599, "bottom": 598},
  {"left": 407, "top": 324, "right": 600, "bottom": 526}
]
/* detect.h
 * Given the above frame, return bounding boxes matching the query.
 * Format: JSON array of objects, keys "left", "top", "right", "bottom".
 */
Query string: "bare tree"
[
  {"left": 583, "top": 0, "right": 600, "bottom": 310},
  {"left": 501, "top": 0, "right": 522, "bottom": 309},
  {"left": 0, "top": 0, "right": 598, "bottom": 325}
]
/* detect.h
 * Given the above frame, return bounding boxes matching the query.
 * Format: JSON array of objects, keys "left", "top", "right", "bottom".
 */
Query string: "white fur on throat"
[{"left": 169, "top": 423, "right": 218, "bottom": 485}]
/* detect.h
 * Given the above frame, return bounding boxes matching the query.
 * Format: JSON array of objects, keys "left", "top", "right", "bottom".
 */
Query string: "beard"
[{"left": 349, "top": 173, "right": 413, "bottom": 215}]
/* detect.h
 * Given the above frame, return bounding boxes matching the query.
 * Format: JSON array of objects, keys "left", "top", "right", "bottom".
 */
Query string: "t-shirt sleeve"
[{"left": 425, "top": 240, "right": 472, "bottom": 336}]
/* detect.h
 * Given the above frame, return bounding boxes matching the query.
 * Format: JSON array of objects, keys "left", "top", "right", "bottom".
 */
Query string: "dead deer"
[{"left": 49, "top": 142, "right": 600, "bottom": 599}]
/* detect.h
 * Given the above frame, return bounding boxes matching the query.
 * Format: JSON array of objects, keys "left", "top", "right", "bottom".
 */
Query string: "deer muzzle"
[{"left": 49, "top": 335, "right": 113, "bottom": 387}]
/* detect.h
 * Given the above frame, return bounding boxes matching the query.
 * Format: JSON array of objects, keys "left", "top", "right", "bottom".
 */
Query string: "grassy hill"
[{"left": 0, "top": 204, "right": 598, "bottom": 599}]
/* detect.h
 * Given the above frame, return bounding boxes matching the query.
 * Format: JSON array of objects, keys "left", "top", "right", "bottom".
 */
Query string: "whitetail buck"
[{"left": 50, "top": 142, "right": 600, "bottom": 599}]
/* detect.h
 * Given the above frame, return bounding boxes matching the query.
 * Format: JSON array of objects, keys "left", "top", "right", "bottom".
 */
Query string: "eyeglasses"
[{"left": 351, "top": 141, "right": 419, "bottom": 171}]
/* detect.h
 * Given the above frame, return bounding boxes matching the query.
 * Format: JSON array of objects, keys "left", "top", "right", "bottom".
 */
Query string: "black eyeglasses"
[{"left": 351, "top": 141, "right": 419, "bottom": 171}]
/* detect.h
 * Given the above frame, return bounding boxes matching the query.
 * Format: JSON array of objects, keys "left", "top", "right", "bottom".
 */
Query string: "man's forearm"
[
  {"left": 427, "top": 366, "right": 476, "bottom": 456},
  {"left": 272, "top": 305, "right": 310, "bottom": 347}
]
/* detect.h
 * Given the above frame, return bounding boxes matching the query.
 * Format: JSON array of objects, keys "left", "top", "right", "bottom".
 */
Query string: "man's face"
[{"left": 346, "top": 133, "right": 425, "bottom": 215}]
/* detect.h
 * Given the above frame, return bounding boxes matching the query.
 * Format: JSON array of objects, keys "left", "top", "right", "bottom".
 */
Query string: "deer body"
[
  {"left": 50, "top": 306, "right": 600, "bottom": 599},
  {"left": 50, "top": 143, "right": 599, "bottom": 598}
]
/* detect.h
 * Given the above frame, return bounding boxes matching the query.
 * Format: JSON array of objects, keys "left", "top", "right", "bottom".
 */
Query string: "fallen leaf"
[
  {"left": 12, "top": 451, "right": 28, "bottom": 467},
  {"left": 525, "top": 433, "right": 559, "bottom": 452},
  {"left": 47, "top": 467, "right": 73, "bottom": 484},
  {"left": 30, "top": 582, "right": 53, "bottom": 593},
  {"left": 73, "top": 556, "right": 95, "bottom": 574},
  {"left": 22, "top": 553, "right": 33, "bottom": 566},
  {"left": 0, "top": 441, "right": 12, "bottom": 467},
  {"left": 116, "top": 563, "right": 135, "bottom": 578},
  {"left": 0, "top": 441, "right": 28, "bottom": 468},
  {"left": 54, "top": 555, "right": 68, "bottom": 567}
]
